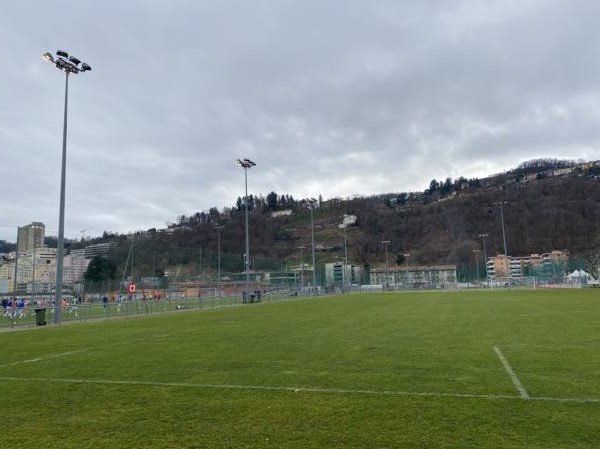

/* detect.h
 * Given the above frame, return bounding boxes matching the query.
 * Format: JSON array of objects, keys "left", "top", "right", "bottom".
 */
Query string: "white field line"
[
  {"left": 493, "top": 345, "right": 529, "bottom": 399},
  {"left": 500, "top": 344, "right": 589, "bottom": 350},
  {"left": 518, "top": 311, "right": 589, "bottom": 317},
  {"left": 1, "top": 375, "right": 599, "bottom": 404},
  {"left": 0, "top": 349, "right": 88, "bottom": 368}
]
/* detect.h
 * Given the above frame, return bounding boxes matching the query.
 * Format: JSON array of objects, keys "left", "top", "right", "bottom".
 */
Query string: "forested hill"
[{"left": 81, "top": 158, "right": 600, "bottom": 277}]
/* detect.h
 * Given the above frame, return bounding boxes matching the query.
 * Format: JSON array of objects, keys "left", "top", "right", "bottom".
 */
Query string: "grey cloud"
[{"left": 1, "top": 0, "right": 599, "bottom": 240}]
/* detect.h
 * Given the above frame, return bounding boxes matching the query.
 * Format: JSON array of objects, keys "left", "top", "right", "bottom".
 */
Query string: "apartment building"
[
  {"left": 486, "top": 250, "right": 568, "bottom": 278},
  {"left": 17, "top": 222, "right": 45, "bottom": 253}
]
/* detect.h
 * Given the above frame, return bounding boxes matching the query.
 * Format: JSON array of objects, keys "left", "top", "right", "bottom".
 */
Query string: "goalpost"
[{"left": 490, "top": 276, "right": 536, "bottom": 289}]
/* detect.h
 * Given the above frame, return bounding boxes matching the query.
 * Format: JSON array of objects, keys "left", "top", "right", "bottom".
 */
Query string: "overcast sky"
[{"left": 2, "top": 0, "right": 599, "bottom": 242}]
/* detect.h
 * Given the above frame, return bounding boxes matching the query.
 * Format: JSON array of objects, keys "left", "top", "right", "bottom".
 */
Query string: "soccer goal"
[{"left": 490, "top": 276, "right": 536, "bottom": 289}]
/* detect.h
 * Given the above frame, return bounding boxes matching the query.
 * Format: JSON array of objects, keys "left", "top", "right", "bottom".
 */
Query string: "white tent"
[{"left": 566, "top": 269, "right": 596, "bottom": 282}]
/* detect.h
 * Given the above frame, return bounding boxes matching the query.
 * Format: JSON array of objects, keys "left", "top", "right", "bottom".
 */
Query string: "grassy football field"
[{"left": 1, "top": 288, "right": 599, "bottom": 448}]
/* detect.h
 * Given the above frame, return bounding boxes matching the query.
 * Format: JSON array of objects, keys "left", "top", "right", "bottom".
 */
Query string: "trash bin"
[{"left": 34, "top": 308, "right": 47, "bottom": 326}]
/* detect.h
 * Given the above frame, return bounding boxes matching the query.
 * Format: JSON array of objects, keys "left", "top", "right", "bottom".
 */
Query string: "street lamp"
[
  {"left": 43, "top": 50, "right": 91, "bottom": 324},
  {"left": 382, "top": 241, "right": 391, "bottom": 289},
  {"left": 236, "top": 158, "right": 256, "bottom": 298},
  {"left": 306, "top": 198, "right": 318, "bottom": 293}
]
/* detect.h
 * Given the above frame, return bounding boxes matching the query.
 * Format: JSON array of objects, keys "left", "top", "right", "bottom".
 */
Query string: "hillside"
[{"left": 75, "top": 158, "right": 600, "bottom": 281}]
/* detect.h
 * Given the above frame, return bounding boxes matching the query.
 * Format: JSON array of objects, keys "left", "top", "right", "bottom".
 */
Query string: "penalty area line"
[
  {"left": 494, "top": 345, "right": 529, "bottom": 399},
  {"left": 1, "top": 375, "right": 599, "bottom": 403}
]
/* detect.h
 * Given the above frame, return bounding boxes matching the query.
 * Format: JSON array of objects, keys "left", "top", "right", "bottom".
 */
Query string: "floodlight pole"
[
  {"left": 54, "top": 72, "right": 68, "bottom": 324},
  {"left": 298, "top": 245, "right": 305, "bottom": 291},
  {"left": 494, "top": 202, "right": 509, "bottom": 256},
  {"left": 237, "top": 159, "right": 255, "bottom": 298},
  {"left": 343, "top": 219, "right": 348, "bottom": 292},
  {"left": 13, "top": 227, "right": 20, "bottom": 294},
  {"left": 243, "top": 165, "right": 250, "bottom": 294},
  {"left": 382, "top": 240, "right": 390, "bottom": 289},
  {"left": 43, "top": 50, "right": 91, "bottom": 324},
  {"left": 403, "top": 253, "right": 410, "bottom": 286},
  {"left": 307, "top": 199, "right": 317, "bottom": 293},
  {"left": 215, "top": 226, "right": 222, "bottom": 289},
  {"left": 478, "top": 233, "right": 489, "bottom": 280},
  {"left": 473, "top": 249, "right": 481, "bottom": 280}
]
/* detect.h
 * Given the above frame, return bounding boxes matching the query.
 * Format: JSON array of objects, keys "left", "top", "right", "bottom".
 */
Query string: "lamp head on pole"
[
  {"left": 305, "top": 197, "right": 318, "bottom": 210},
  {"left": 42, "top": 50, "right": 92, "bottom": 75},
  {"left": 236, "top": 158, "right": 256, "bottom": 169}
]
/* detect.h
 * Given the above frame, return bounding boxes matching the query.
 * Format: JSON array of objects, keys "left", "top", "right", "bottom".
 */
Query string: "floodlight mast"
[
  {"left": 236, "top": 158, "right": 256, "bottom": 299},
  {"left": 342, "top": 216, "right": 349, "bottom": 292},
  {"left": 297, "top": 245, "right": 306, "bottom": 291},
  {"left": 493, "top": 202, "right": 509, "bottom": 256},
  {"left": 42, "top": 50, "right": 91, "bottom": 324},
  {"left": 215, "top": 225, "right": 223, "bottom": 289},
  {"left": 382, "top": 240, "right": 391, "bottom": 289},
  {"left": 306, "top": 198, "right": 318, "bottom": 293},
  {"left": 478, "top": 233, "right": 489, "bottom": 280}
]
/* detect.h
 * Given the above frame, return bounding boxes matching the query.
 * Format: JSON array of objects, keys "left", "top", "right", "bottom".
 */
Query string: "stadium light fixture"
[
  {"left": 306, "top": 198, "right": 318, "bottom": 292},
  {"left": 236, "top": 158, "right": 256, "bottom": 299},
  {"left": 478, "top": 233, "right": 489, "bottom": 280},
  {"left": 493, "top": 202, "right": 509, "bottom": 256},
  {"left": 382, "top": 240, "right": 391, "bottom": 289},
  {"left": 42, "top": 50, "right": 91, "bottom": 324}
]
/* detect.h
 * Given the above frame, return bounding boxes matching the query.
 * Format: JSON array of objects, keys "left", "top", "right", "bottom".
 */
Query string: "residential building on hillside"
[
  {"left": 0, "top": 260, "right": 14, "bottom": 294},
  {"left": 486, "top": 250, "right": 568, "bottom": 278},
  {"left": 64, "top": 249, "right": 90, "bottom": 285},
  {"left": 17, "top": 222, "right": 45, "bottom": 253},
  {"left": 84, "top": 242, "right": 115, "bottom": 258},
  {"left": 339, "top": 214, "right": 357, "bottom": 228},
  {"left": 11, "top": 247, "right": 57, "bottom": 294},
  {"left": 0, "top": 245, "right": 92, "bottom": 294},
  {"left": 271, "top": 209, "right": 292, "bottom": 218}
]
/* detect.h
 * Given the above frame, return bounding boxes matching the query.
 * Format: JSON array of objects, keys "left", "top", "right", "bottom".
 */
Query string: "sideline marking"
[
  {"left": 494, "top": 345, "right": 529, "bottom": 399},
  {"left": 0, "top": 349, "right": 88, "bottom": 368},
  {"left": 1, "top": 375, "right": 598, "bottom": 404}
]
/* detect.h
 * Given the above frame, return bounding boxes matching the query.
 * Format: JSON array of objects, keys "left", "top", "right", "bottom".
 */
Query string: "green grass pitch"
[{"left": 1, "top": 289, "right": 599, "bottom": 448}]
